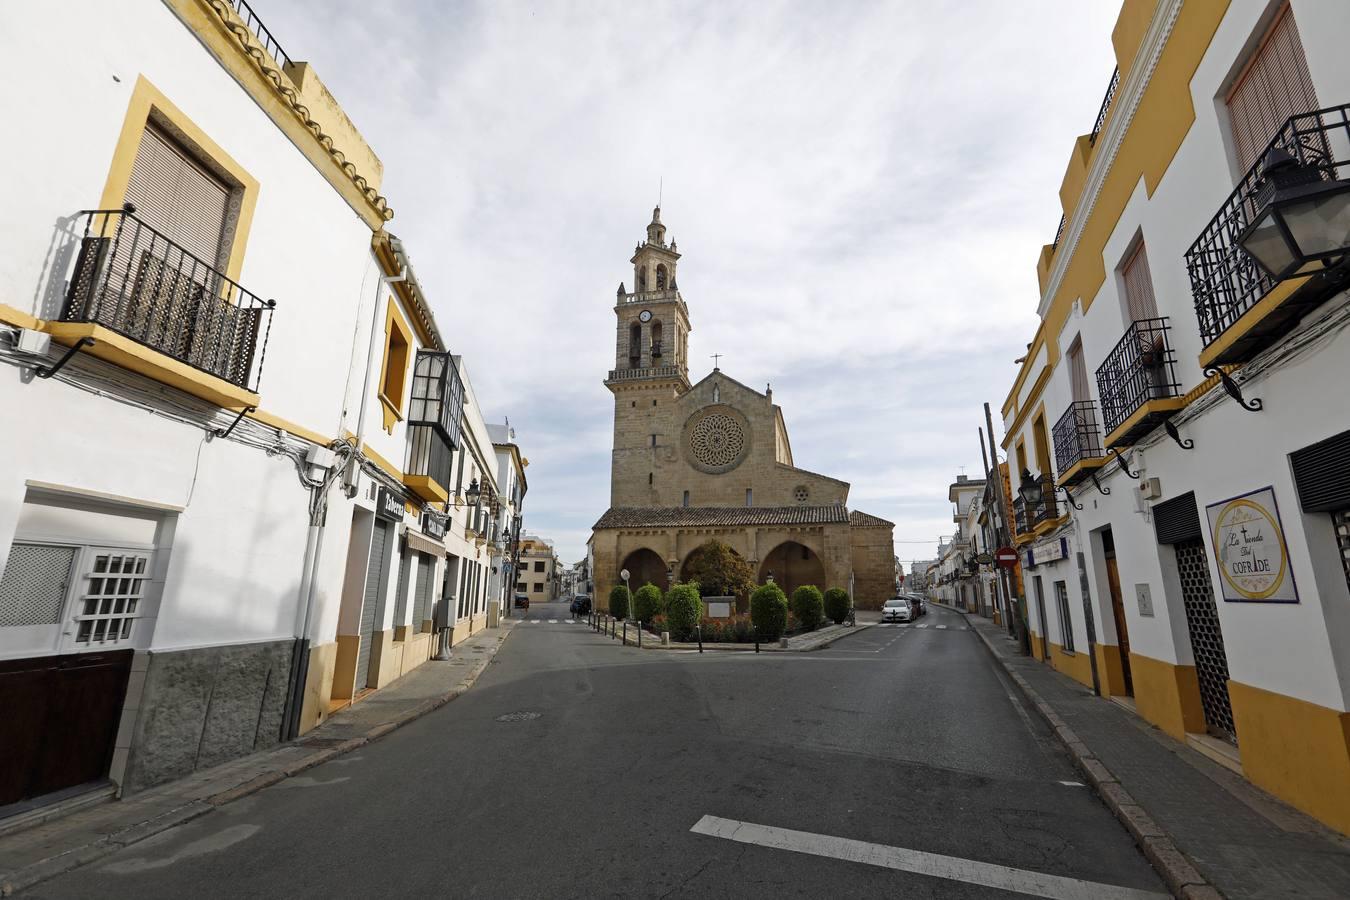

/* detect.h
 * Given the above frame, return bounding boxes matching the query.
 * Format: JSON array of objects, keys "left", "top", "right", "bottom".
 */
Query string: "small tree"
[
  {"left": 608, "top": 583, "right": 631, "bottom": 620},
  {"left": 633, "top": 583, "right": 663, "bottom": 623},
  {"left": 681, "top": 540, "right": 756, "bottom": 600},
  {"left": 791, "top": 585, "right": 825, "bottom": 632},
  {"left": 823, "top": 587, "right": 851, "bottom": 625},
  {"left": 665, "top": 582, "right": 703, "bottom": 639},
  {"left": 750, "top": 582, "right": 789, "bottom": 641}
]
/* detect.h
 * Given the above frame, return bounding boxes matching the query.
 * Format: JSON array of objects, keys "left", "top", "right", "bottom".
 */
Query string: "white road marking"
[
  {"left": 549, "top": 619, "right": 558, "bottom": 623},
  {"left": 565, "top": 619, "right": 575, "bottom": 624},
  {"left": 936, "top": 625, "right": 947, "bottom": 630},
  {"left": 1059, "top": 781, "right": 1086, "bottom": 787},
  {"left": 916, "top": 624, "right": 929, "bottom": 629},
  {"left": 878, "top": 623, "right": 892, "bottom": 628},
  {"left": 689, "top": 816, "right": 1164, "bottom": 900}
]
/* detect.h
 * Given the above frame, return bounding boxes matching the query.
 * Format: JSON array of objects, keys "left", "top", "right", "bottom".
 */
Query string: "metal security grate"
[
  {"left": 1175, "top": 539, "right": 1236, "bottom": 742},
  {"left": 1334, "top": 509, "right": 1350, "bottom": 596},
  {"left": 0, "top": 544, "right": 76, "bottom": 627},
  {"left": 75, "top": 551, "right": 149, "bottom": 645}
]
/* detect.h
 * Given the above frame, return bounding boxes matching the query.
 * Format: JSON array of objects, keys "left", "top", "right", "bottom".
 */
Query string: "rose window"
[{"left": 689, "top": 413, "right": 746, "bottom": 469}]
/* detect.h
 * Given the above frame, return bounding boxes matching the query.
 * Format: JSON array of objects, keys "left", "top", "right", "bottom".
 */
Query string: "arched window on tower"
[
  {"left": 629, "top": 323, "right": 642, "bottom": 369},
  {"left": 655, "top": 264, "right": 667, "bottom": 290},
  {"left": 651, "top": 321, "right": 663, "bottom": 358},
  {"left": 637, "top": 267, "right": 647, "bottom": 291}
]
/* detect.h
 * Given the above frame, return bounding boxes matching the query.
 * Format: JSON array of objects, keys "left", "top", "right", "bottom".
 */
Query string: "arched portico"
[
  {"left": 619, "top": 547, "right": 668, "bottom": 594},
  {"left": 758, "top": 540, "right": 826, "bottom": 600}
]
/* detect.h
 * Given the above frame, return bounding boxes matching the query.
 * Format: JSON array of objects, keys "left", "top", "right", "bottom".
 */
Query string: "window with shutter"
[
  {"left": 126, "top": 125, "right": 231, "bottom": 268},
  {"left": 1068, "top": 338, "right": 1089, "bottom": 403},
  {"left": 1120, "top": 243, "right": 1159, "bottom": 322},
  {"left": 1226, "top": 4, "right": 1319, "bottom": 175}
]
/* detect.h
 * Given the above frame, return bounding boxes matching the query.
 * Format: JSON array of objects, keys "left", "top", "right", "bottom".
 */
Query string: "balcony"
[
  {"left": 403, "top": 351, "right": 464, "bottom": 503},
  {"left": 1053, "top": 401, "right": 1106, "bottom": 487},
  {"left": 617, "top": 289, "right": 681, "bottom": 306},
  {"left": 1095, "top": 317, "right": 1183, "bottom": 448},
  {"left": 1186, "top": 104, "right": 1350, "bottom": 367},
  {"left": 55, "top": 208, "right": 273, "bottom": 408},
  {"left": 605, "top": 364, "right": 683, "bottom": 383}
]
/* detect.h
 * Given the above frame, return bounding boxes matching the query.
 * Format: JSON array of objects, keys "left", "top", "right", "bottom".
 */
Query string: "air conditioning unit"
[{"left": 1140, "top": 477, "right": 1162, "bottom": 500}]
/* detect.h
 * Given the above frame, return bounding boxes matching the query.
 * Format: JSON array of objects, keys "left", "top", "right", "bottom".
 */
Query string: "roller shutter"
[
  {"left": 1290, "top": 429, "right": 1350, "bottom": 512},
  {"left": 355, "top": 521, "right": 390, "bottom": 690},
  {"left": 1153, "top": 492, "right": 1202, "bottom": 545}
]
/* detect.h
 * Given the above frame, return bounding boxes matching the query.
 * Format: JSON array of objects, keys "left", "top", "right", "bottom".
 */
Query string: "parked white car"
[{"left": 881, "top": 597, "right": 913, "bottom": 623}]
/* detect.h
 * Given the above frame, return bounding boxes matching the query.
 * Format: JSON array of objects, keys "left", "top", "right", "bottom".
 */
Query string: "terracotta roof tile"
[
  {"left": 849, "top": 510, "right": 895, "bottom": 528},
  {"left": 593, "top": 506, "right": 851, "bottom": 529}
]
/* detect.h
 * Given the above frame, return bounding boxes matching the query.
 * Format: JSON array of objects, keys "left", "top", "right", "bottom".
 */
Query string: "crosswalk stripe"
[
  {"left": 565, "top": 619, "right": 575, "bottom": 624},
  {"left": 549, "top": 619, "right": 558, "bottom": 623},
  {"left": 917, "top": 624, "right": 928, "bottom": 629},
  {"left": 879, "top": 623, "right": 892, "bottom": 628},
  {"left": 936, "top": 625, "right": 947, "bottom": 630}
]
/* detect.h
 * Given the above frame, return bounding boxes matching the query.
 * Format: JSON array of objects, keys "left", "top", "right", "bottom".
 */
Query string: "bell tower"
[{"left": 605, "top": 207, "right": 693, "bottom": 505}]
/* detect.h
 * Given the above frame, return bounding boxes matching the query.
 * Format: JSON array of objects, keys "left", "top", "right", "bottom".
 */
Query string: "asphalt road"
[{"left": 30, "top": 600, "right": 1167, "bottom": 899}]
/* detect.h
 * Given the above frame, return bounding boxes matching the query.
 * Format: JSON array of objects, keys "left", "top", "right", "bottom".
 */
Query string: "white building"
[
  {"left": 0, "top": 0, "right": 521, "bottom": 813},
  {"left": 1000, "top": 0, "right": 1350, "bottom": 833}
]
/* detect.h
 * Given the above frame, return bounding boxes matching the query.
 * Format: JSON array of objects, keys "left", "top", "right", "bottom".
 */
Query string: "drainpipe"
[{"left": 283, "top": 255, "right": 402, "bottom": 740}]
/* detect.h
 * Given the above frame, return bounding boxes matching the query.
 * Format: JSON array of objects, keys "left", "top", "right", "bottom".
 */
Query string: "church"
[{"left": 590, "top": 208, "right": 897, "bottom": 609}]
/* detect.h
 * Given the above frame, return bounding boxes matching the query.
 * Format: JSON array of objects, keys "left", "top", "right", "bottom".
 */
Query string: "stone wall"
[
  {"left": 122, "top": 639, "right": 295, "bottom": 793},
  {"left": 851, "top": 525, "right": 897, "bottom": 609}
]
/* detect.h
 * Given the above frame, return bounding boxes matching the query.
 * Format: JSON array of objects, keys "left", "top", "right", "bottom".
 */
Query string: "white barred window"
[{"left": 74, "top": 550, "right": 151, "bottom": 646}]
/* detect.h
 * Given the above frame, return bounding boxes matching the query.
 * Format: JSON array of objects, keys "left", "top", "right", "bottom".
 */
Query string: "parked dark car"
[
  {"left": 906, "top": 593, "right": 927, "bottom": 616},
  {"left": 570, "top": 594, "right": 592, "bottom": 616},
  {"left": 514, "top": 593, "right": 530, "bottom": 609}
]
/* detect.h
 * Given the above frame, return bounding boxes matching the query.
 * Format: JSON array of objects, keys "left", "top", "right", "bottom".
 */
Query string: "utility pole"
[{"left": 985, "top": 402, "right": 1030, "bottom": 655}]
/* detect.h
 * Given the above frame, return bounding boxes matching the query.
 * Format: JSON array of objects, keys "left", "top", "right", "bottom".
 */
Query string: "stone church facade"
[{"left": 591, "top": 208, "right": 896, "bottom": 609}]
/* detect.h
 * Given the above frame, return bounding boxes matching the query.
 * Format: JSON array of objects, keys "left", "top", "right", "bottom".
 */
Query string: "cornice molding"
[{"left": 197, "top": 0, "right": 393, "bottom": 224}]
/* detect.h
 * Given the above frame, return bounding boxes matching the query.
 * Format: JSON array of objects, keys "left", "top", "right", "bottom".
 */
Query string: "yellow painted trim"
[
  {"left": 1056, "top": 456, "right": 1106, "bottom": 488},
  {"left": 1094, "top": 643, "right": 1129, "bottom": 698},
  {"left": 1130, "top": 651, "right": 1206, "bottom": 741},
  {"left": 1103, "top": 397, "right": 1186, "bottom": 449},
  {"left": 44, "top": 322, "right": 259, "bottom": 409},
  {"left": 1197, "top": 276, "right": 1311, "bottom": 369},
  {"left": 1002, "top": 367, "right": 1052, "bottom": 450},
  {"left": 1229, "top": 679, "right": 1350, "bottom": 836},
  {"left": 246, "top": 408, "right": 333, "bottom": 448},
  {"left": 1003, "top": 2, "right": 1231, "bottom": 422},
  {"left": 403, "top": 474, "right": 449, "bottom": 504},
  {"left": 0, "top": 302, "right": 40, "bottom": 330},
  {"left": 98, "top": 75, "right": 259, "bottom": 284},
  {"left": 1032, "top": 514, "right": 1070, "bottom": 538},
  {"left": 1003, "top": 324, "right": 1048, "bottom": 420},
  {"left": 1048, "top": 641, "right": 1094, "bottom": 689},
  {"left": 162, "top": 0, "right": 391, "bottom": 229},
  {"left": 377, "top": 297, "right": 413, "bottom": 434},
  {"left": 362, "top": 442, "right": 403, "bottom": 482},
  {"left": 372, "top": 233, "right": 440, "bottom": 351}
]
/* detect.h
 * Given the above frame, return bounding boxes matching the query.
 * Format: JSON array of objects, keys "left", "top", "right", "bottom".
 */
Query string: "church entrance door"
[{"left": 619, "top": 548, "right": 667, "bottom": 596}]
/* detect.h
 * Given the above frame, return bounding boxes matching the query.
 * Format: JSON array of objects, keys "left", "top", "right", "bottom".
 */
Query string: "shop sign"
[
  {"left": 421, "top": 509, "right": 447, "bottom": 541},
  {"left": 1205, "top": 486, "right": 1299, "bottom": 603},
  {"left": 1029, "top": 537, "right": 1067, "bottom": 568},
  {"left": 975, "top": 552, "right": 994, "bottom": 565},
  {"left": 376, "top": 487, "right": 405, "bottom": 523}
]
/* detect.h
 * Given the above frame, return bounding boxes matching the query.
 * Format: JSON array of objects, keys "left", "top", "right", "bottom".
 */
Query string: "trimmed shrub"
[
  {"left": 791, "top": 585, "right": 825, "bottom": 632},
  {"left": 633, "top": 583, "right": 663, "bottom": 624},
  {"left": 750, "top": 583, "right": 789, "bottom": 641},
  {"left": 665, "top": 582, "right": 703, "bottom": 639},
  {"left": 608, "top": 584, "right": 631, "bottom": 620},
  {"left": 823, "top": 587, "right": 852, "bottom": 624},
  {"left": 681, "top": 540, "right": 756, "bottom": 600}
]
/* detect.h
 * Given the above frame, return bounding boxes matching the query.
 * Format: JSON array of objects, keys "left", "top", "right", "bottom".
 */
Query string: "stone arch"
[
  {"left": 655, "top": 264, "right": 668, "bottom": 290},
  {"left": 758, "top": 540, "right": 826, "bottom": 601},
  {"left": 651, "top": 320, "right": 663, "bottom": 357},
  {"left": 619, "top": 547, "right": 667, "bottom": 594}
]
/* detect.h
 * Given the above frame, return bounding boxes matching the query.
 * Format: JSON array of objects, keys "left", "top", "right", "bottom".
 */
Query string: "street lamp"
[
  {"left": 620, "top": 567, "right": 631, "bottom": 618},
  {"left": 1017, "top": 469, "right": 1043, "bottom": 506},
  {"left": 465, "top": 477, "right": 481, "bottom": 507},
  {"left": 1237, "top": 147, "right": 1350, "bottom": 280}
]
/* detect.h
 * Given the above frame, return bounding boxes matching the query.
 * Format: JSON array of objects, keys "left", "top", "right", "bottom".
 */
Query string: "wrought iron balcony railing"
[
  {"left": 1028, "top": 475, "right": 1061, "bottom": 529},
  {"left": 1095, "top": 317, "right": 1181, "bottom": 444},
  {"left": 1012, "top": 497, "right": 1030, "bottom": 538},
  {"left": 63, "top": 208, "right": 274, "bottom": 393},
  {"left": 229, "top": 0, "right": 292, "bottom": 69},
  {"left": 1089, "top": 67, "right": 1120, "bottom": 146},
  {"left": 1186, "top": 104, "right": 1350, "bottom": 360},
  {"left": 1053, "top": 400, "right": 1105, "bottom": 478}
]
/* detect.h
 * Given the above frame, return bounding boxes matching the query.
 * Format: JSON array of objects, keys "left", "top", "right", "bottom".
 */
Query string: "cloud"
[{"left": 263, "top": 0, "right": 1120, "bottom": 562}]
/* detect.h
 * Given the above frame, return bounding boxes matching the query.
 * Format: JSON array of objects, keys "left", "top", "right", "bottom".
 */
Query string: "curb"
[
  {"left": 951, "top": 607, "right": 1223, "bottom": 899},
  {"left": 0, "top": 625, "right": 514, "bottom": 897},
  {"left": 590, "top": 619, "right": 876, "bottom": 653}
]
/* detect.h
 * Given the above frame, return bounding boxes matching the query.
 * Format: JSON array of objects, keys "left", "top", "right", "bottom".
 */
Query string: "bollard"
[
  {"left": 754, "top": 627, "right": 760, "bottom": 653},
  {"left": 638, "top": 622, "right": 643, "bottom": 648},
  {"left": 623, "top": 620, "right": 628, "bottom": 646},
  {"left": 696, "top": 624, "right": 703, "bottom": 653}
]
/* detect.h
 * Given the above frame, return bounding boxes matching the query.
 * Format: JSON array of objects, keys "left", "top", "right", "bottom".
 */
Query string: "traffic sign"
[{"left": 994, "top": 547, "right": 1019, "bottom": 569}]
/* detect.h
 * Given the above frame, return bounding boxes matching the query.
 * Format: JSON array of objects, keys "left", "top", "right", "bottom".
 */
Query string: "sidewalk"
[
  {"left": 956, "top": 607, "right": 1350, "bottom": 900},
  {"left": 0, "top": 621, "right": 516, "bottom": 896}
]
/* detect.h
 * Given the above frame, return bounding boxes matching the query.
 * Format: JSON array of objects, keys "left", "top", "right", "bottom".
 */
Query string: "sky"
[{"left": 264, "top": 0, "right": 1121, "bottom": 565}]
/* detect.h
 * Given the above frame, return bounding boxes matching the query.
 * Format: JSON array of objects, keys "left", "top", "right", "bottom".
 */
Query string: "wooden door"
[{"left": 1105, "top": 556, "right": 1133, "bottom": 696}]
